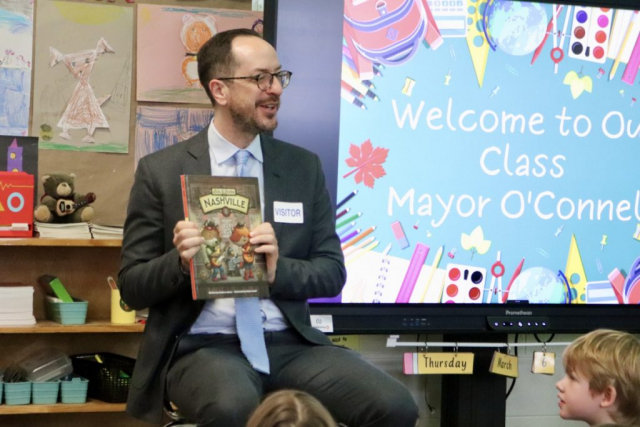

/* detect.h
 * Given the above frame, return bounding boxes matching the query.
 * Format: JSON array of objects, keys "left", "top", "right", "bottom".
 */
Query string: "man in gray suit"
[{"left": 119, "top": 29, "right": 418, "bottom": 427}]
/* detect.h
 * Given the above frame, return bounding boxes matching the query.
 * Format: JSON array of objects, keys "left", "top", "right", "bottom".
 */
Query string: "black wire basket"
[{"left": 71, "top": 353, "right": 135, "bottom": 403}]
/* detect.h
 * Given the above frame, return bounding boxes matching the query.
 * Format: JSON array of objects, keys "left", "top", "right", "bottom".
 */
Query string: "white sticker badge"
[{"left": 274, "top": 201, "right": 304, "bottom": 224}]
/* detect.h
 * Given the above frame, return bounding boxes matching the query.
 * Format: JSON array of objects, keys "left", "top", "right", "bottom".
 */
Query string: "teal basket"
[
  {"left": 61, "top": 376, "right": 89, "bottom": 404},
  {"left": 45, "top": 297, "right": 88, "bottom": 325},
  {"left": 4, "top": 381, "right": 32, "bottom": 405},
  {"left": 32, "top": 380, "right": 60, "bottom": 404},
  {"left": 0, "top": 372, "right": 3, "bottom": 405}
]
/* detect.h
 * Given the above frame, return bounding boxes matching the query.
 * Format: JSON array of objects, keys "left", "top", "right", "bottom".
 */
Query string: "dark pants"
[{"left": 166, "top": 330, "right": 419, "bottom": 427}]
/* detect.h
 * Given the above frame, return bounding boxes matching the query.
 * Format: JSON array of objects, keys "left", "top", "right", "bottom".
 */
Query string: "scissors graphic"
[{"left": 486, "top": 250, "right": 505, "bottom": 303}]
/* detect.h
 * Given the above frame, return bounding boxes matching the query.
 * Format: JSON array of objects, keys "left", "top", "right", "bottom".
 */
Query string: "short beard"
[{"left": 230, "top": 104, "right": 278, "bottom": 136}]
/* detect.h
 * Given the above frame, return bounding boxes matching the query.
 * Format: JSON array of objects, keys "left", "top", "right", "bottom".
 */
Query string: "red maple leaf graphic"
[{"left": 344, "top": 139, "right": 388, "bottom": 188}]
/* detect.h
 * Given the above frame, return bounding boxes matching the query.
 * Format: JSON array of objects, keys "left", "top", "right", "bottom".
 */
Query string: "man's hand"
[
  {"left": 250, "top": 222, "right": 278, "bottom": 284},
  {"left": 173, "top": 221, "right": 205, "bottom": 271}
]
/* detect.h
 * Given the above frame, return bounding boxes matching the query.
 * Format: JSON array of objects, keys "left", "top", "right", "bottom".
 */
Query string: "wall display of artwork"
[
  {"left": 0, "top": 0, "right": 34, "bottom": 136},
  {"left": 0, "top": 0, "right": 258, "bottom": 227},
  {"left": 31, "top": 1, "right": 133, "bottom": 153},
  {"left": 135, "top": 105, "right": 213, "bottom": 168},
  {"left": 136, "top": 4, "right": 263, "bottom": 104}
]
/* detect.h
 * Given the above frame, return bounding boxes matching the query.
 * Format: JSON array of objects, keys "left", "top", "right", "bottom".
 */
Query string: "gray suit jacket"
[{"left": 118, "top": 128, "right": 345, "bottom": 423}]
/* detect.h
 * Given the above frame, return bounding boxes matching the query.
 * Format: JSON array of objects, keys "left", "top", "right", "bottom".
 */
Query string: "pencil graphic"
[
  {"left": 418, "top": 246, "right": 444, "bottom": 302},
  {"left": 611, "top": 11, "right": 638, "bottom": 80},
  {"left": 340, "top": 229, "right": 360, "bottom": 244},
  {"left": 344, "top": 236, "right": 375, "bottom": 258},
  {"left": 340, "top": 88, "right": 366, "bottom": 110},
  {"left": 338, "top": 222, "right": 356, "bottom": 237},
  {"left": 346, "top": 240, "right": 379, "bottom": 266},
  {"left": 336, "top": 212, "right": 362, "bottom": 229},
  {"left": 336, "top": 190, "right": 358, "bottom": 210},
  {"left": 342, "top": 226, "right": 376, "bottom": 250},
  {"left": 336, "top": 207, "right": 351, "bottom": 220}
]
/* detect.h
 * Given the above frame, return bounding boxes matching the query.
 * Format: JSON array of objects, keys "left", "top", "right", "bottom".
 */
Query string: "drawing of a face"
[
  {"left": 180, "top": 14, "right": 217, "bottom": 87},
  {"left": 66, "top": 51, "right": 98, "bottom": 82},
  {"left": 181, "top": 14, "right": 217, "bottom": 53}
]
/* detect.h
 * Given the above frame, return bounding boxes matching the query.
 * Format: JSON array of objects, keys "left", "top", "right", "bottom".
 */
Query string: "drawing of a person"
[{"left": 50, "top": 38, "right": 114, "bottom": 143}]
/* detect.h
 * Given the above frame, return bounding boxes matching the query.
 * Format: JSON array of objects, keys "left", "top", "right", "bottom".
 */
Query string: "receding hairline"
[{"left": 227, "top": 34, "right": 280, "bottom": 74}]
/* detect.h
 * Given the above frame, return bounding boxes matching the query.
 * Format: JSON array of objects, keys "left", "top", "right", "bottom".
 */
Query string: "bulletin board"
[{"left": 17, "top": 0, "right": 255, "bottom": 226}]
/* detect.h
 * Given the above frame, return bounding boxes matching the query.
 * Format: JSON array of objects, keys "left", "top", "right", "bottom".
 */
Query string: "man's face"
[
  {"left": 226, "top": 36, "right": 283, "bottom": 136},
  {"left": 556, "top": 368, "right": 607, "bottom": 425}
]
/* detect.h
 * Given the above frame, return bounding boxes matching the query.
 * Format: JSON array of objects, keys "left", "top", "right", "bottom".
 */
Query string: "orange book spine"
[{"left": 180, "top": 175, "right": 198, "bottom": 300}]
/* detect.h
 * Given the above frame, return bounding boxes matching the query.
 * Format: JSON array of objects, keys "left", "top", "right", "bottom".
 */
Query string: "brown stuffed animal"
[{"left": 33, "top": 173, "right": 96, "bottom": 223}]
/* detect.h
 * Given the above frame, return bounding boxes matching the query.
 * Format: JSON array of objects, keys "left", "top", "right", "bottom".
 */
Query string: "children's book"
[{"left": 181, "top": 175, "right": 269, "bottom": 300}]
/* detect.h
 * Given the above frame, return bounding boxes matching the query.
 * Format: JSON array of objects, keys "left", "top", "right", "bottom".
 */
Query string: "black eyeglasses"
[{"left": 216, "top": 70, "right": 292, "bottom": 91}]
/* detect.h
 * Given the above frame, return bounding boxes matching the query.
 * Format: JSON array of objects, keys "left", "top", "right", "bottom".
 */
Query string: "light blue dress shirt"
[{"left": 189, "top": 121, "right": 290, "bottom": 335}]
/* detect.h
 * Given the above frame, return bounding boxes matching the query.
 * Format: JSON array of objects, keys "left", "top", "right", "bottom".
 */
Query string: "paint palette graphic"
[
  {"left": 568, "top": 6, "right": 613, "bottom": 63},
  {"left": 441, "top": 263, "right": 486, "bottom": 303}
]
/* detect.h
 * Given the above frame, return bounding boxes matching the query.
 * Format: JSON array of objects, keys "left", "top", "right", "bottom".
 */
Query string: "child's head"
[
  {"left": 556, "top": 329, "right": 640, "bottom": 426},
  {"left": 246, "top": 389, "right": 338, "bottom": 427}
]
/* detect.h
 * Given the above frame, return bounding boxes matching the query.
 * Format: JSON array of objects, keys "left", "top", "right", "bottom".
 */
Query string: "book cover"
[
  {"left": 0, "top": 171, "right": 34, "bottom": 237},
  {"left": 181, "top": 175, "right": 269, "bottom": 300}
]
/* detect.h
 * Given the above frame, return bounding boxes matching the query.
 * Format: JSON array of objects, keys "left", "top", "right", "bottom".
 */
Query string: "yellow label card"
[
  {"left": 330, "top": 335, "right": 360, "bottom": 352},
  {"left": 408, "top": 352, "right": 475, "bottom": 374},
  {"left": 490, "top": 351, "right": 519, "bottom": 378},
  {"left": 531, "top": 351, "right": 556, "bottom": 375}
]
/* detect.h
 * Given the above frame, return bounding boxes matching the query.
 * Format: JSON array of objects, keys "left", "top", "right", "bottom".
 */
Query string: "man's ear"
[
  {"left": 600, "top": 385, "right": 617, "bottom": 409},
  {"left": 209, "top": 79, "right": 228, "bottom": 106}
]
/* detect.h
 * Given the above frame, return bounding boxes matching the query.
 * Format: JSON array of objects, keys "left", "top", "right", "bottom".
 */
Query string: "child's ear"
[{"left": 600, "top": 385, "right": 617, "bottom": 409}]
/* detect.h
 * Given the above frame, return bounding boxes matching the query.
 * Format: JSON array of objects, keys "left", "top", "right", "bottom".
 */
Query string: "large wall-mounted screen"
[{"left": 272, "top": 0, "right": 640, "bottom": 332}]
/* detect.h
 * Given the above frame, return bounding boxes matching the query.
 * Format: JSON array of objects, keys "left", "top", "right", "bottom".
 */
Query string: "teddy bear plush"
[{"left": 33, "top": 173, "right": 96, "bottom": 223}]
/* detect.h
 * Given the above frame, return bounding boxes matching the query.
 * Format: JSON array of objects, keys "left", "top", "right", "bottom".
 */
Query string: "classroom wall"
[{"left": 17, "top": 0, "right": 255, "bottom": 226}]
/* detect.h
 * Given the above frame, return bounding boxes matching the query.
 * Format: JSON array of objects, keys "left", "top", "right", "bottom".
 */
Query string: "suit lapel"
[
  {"left": 261, "top": 134, "right": 286, "bottom": 237},
  {"left": 183, "top": 127, "right": 212, "bottom": 176}
]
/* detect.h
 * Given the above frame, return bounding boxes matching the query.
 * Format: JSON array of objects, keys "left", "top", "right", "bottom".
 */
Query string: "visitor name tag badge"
[{"left": 274, "top": 201, "right": 303, "bottom": 224}]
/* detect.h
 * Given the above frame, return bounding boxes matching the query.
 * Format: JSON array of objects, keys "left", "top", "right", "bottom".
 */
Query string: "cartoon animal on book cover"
[
  {"left": 49, "top": 38, "right": 114, "bottom": 143},
  {"left": 200, "top": 220, "right": 227, "bottom": 282},
  {"left": 229, "top": 222, "right": 255, "bottom": 281},
  {"left": 343, "top": 0, "right": 442, "bottom": 79},
  {"left": 181, "top": 14, "right": 217, "bottom": 87},
  {"left": 33, "top": 173, "right": 96, "bottom": 223}
]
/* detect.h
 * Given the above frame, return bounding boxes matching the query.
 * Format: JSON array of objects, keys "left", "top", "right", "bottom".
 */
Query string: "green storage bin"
[
  {"left": 60, "top": 376, "right": 88, "bottom": 404},
  {"left": 45, "top": 296, "right": 88, "bottom": 325},
  {"left": 4, "top": 381, "right": 32, "bottom": 405},
  {"left": 0, "top": 372, "right": 4, "bottom": 405},
  {"left": 32, "top": 380, "right": 60, "bottom": 404}
]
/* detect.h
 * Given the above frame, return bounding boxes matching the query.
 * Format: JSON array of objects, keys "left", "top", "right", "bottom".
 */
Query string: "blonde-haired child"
[
  {"left": 246, "top": 389, "right": 339, "bottom": 427},
  {"left": 556, "top": 329, "right": 640, "bottom": 427}
]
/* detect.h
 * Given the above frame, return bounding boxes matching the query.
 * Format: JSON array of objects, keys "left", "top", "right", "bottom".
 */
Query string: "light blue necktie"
[{"left": 233, "top": 149, "right": 270, "bottom": 374}]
